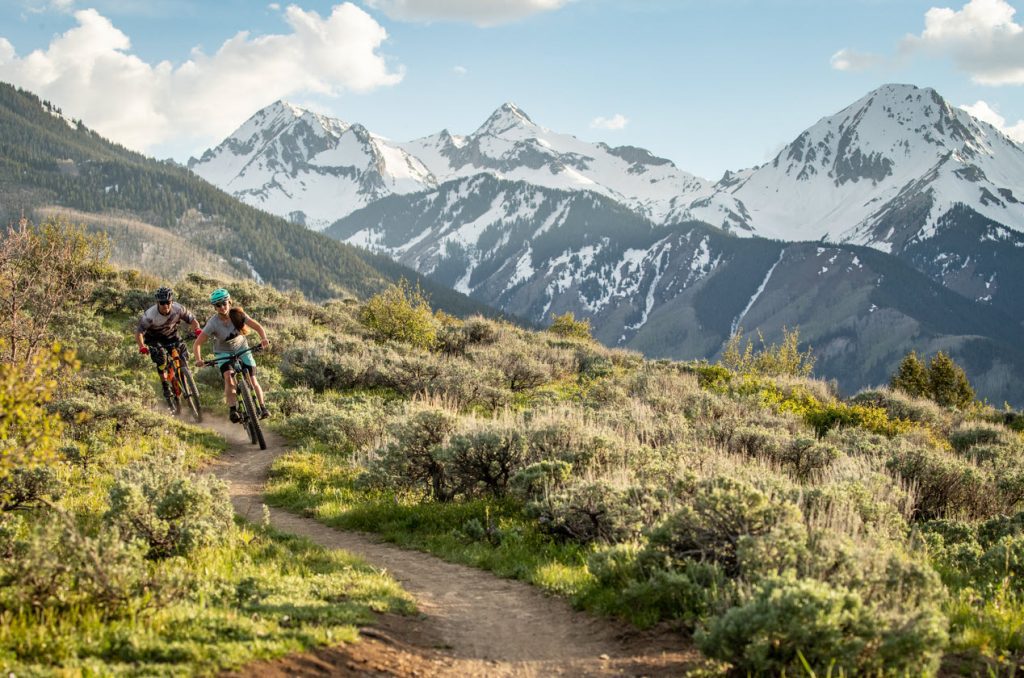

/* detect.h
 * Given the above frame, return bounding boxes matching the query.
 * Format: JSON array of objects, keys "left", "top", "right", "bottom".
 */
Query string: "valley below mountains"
[{"left": 192, "top": 83, "right": 1024, "bottom": 405}]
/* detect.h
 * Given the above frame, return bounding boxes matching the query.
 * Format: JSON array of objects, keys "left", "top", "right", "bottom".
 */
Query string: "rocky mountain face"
[
  {"left": 195, "top": 84, "right": 1024, "bottom": 404},
  {"left": 326, "top": 174, "right": 1024, "bottom": 403}
]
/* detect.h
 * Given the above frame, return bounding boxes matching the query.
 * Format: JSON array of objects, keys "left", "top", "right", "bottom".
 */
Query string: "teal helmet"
[{"left": 209, "top": 288, "right": 230, "bottom": 305}]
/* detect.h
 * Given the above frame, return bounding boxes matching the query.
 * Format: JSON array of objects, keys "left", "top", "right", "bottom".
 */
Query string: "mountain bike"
[
  {"left": 149, "top": 338, "right": 202, "bottom": 423},
  {"left": 202, "top": 345, "right": 266, "bottom": 450}
]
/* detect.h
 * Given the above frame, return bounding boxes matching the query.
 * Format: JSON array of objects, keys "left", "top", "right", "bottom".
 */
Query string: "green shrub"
[
  {"left": 888, "top": 448, "right": 997, "bottom": 521},
  {"left": 472, "top": 344, "right": 552, "bottom": 392},
  {"left": 851, "top": 388, "right": 947, "bottom": 428},
  {"left": 278, "top": 398, "right": 390, "bottom": 454},
  {"left": 643, "top": 478, "right": 803, "bottom": 576},
  {"left": 363, "top": 409, "right": 457, "bottom": 501},
  {"left": 949, "top": 422, "right": 1007, "bottom": 454},
  {"left": 622, "top": 562, "right": 728, "bottom": 629},
  {"left": 104, "top": 455, "right": 234, "bottom": 559},
  {"left": 697, "top": 576, "right": 946, "bottom": 675},
  {"left": 530, "top": 481, "right": 655, "bottom": 544},
  {"left": 779, "top": 437, "right": 841, "bottom": 481},
  {"left": 462, "top": 316, "right": 500, "bottom": 345},
  {"left": 357, "top": 280, "right": 438, "bottom": 350},
  {"left": 587, "top": 542, "right": 643, "bottom": 589},
  {"left": 721, "top": 326, "right": 815, "bottom": 378},
  {"left": 439, "top": 428, "right": 528, "bottom": 498},
  {"left": 509, "top": 460, "right": 573, "bottom": 501},
  {"left": 0, "top": 466, "right": 63, "bottom": 511},
  {"left": 0, "top": 513, "right": 179, "bottom": 618},
  {"left": 279, "top": 340, "right": 374, "bottom": 391},
  {"left": 805, "top": 401, "right": 910, "bottom": 438},
  {"left": 547, "top": 311, "right": 592, "bottom": 340}
]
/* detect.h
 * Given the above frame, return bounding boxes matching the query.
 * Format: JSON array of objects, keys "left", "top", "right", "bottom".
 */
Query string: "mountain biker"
[
  {"left": 193, "top": 288, "right": 271, "bottom": 422},
  {"left": 135, "top": 287, "right": 202, "bottom": 409}
]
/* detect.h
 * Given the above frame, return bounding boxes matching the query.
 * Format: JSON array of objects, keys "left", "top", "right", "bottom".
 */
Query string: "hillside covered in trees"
[{"left": 0, "top": 82, "right": 495, "bottom": 318}]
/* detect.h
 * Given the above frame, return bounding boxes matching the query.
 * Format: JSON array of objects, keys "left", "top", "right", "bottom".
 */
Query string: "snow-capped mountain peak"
[
  {"left": 682, "top": 83, "right": 1024, "bottom": 248},
  {"left": 474, "top": 102, "right": 536, "bottom": 137}
]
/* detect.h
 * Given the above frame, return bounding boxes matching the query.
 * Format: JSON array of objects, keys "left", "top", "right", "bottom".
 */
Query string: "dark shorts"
[
  {"left": 219, "top": 360, "right": 255, "bottom": 378},
  {"left": 146, "top": 341, "right": 183, "bottom": 370}
]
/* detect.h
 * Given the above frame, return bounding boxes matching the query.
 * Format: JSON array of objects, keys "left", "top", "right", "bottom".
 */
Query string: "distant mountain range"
[
  {"left": 188, "top": 101, "right": 709, "bottom": 231},
  {"left": 193, "top": 83, "right": 1024, "bottom": 404}
]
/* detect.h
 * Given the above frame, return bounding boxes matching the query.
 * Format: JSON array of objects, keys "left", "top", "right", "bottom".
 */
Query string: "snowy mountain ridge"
[
  {"left": 189, "top": 100, "right": 711, "bottom": 230},
  {"left": 682, "top": 84, "right": 1024, "bottom": 251}
]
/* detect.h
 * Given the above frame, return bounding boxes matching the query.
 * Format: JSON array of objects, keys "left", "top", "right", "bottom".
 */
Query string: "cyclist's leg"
[
  {"left": 245, "top": 364, "right": 266, "bottom": 406},
  {"left": 222, "top": 371, "right": 237, "bottom": 406},
  {"left": 149, "top": 347, "right": 172, "bottom": 398}
]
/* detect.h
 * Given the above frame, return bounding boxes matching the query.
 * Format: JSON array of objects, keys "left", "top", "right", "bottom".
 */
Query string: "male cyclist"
[
  {"left": 193, "top": 288, "right": 271, "bottom": 422},
  {"left": 135, "top": 287, "right": 201, "bottom": 409}
]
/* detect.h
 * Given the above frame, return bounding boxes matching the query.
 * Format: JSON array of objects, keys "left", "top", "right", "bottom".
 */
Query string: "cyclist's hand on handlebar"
[
  {"left": 196, "top": 358, "right": 206, "bottom": 367},
  {"left": 260, "top": 338, "right": 270, "bottom": 350},
  {"left": 139, "top": 346, "right": 149, "bottom": 355},
  {"left": 193, "top": 328, "right": 202, "bottom": 338}
]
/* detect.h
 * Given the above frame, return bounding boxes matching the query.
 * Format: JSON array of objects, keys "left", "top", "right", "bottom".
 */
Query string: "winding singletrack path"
[{"left": 206, "top": 417, "right": 696, "bottom": 676}]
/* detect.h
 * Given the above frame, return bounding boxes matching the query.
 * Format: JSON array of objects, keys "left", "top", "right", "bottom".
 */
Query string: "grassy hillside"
[
  {"left": 34, "top": 206, "right": 247, "bottom": 280},
  {"left": 7, "top": 214, "right": 1024, "bottom": 675},
  {"left": 0, "top": 81, "right": 497, "bottom": 318},
  {"left": 150, "top": 268, "right": 1021, "bottom": 675}
]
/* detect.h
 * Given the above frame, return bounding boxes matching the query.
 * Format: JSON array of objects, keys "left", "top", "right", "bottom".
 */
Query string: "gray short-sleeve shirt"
[
  {"left": 137, "top": 302, "right": 196, "bottom": 344},
  {"left": 202, "top": 313, "right": 249, "bottom": 354}
]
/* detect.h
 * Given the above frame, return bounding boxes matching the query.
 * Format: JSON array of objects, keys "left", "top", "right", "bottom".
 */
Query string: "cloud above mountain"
[
  {"left": 961, "top": 99, "right": 1024, "bottom": 140},
  {"left": 364, "top": 0, "right": 570, "bottom": 26},
  {"left": 830, "top": 48, "right": 885, "bottom": 72},
  {"left": 590, "top": 113, "right": 628, "bottom": 130},
  {"left": 903, "top": 0, "right": 1024, "bottom": 85},
  {"left": 0, "top": 3, "right": 403, "bottom": 153}
]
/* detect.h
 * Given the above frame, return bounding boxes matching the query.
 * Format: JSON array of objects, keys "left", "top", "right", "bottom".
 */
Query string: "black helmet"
[{"left": 154, "top": 287, "right": 174, "bottom": 303}]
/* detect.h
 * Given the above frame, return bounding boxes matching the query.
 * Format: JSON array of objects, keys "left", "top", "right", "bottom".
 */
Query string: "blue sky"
[{"left": 1, "top": 0, "right": 1023, "bottom": 179}]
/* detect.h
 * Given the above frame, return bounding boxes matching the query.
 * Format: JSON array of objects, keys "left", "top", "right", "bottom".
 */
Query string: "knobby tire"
[
  {"left": 178, "top": 361, "right": 203, "bottom": 423},
  {"left": 238, "top": 378, "right": 266, "bottom": 449}
]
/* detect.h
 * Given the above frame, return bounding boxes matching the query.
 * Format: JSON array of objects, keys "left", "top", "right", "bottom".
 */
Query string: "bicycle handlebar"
[{"left": 199, "top": 344, "right": 263, "bottom": 365}]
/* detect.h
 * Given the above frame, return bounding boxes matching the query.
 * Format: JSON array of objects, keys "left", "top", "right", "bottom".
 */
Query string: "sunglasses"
[
  {"left": 213, "top": 300, "right": 229, "bottom": 308},
  {"left": 158, "top": 301, "right": 171, "bottom": 306}
]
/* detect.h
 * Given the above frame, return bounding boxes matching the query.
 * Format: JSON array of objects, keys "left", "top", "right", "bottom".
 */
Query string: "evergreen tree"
[
  {"left": 890, "top": 351, "right": 929, "bottom": 397},
  {"left": 927, "top": 351, "right": 975, "bottom": 408}
]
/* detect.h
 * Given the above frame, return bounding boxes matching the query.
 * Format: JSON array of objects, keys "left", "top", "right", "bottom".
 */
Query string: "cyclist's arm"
[
  {"left": 193, "top": 331, "right": 208, "bottom": 364},
  {"left": 244, "top": 317, "right": 270, "bottom": 349},
  {"left": 134, "top": 330, "right": 147, "bottom": 351}
]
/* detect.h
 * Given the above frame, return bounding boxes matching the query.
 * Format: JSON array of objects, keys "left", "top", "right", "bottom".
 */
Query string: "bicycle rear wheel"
[
  {"left": 237, "top": 378, "right": 266, "bottom": 450},
  {"left": 178, "top": 362, "right": 203, "bottom": 423}
]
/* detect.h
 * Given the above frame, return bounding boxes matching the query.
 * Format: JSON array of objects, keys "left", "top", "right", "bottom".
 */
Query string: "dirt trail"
[{"left": 206, "top": 416, "right": 697, "bottom": 677}]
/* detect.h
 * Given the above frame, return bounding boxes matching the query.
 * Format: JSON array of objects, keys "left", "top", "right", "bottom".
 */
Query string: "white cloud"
[
  {"left": 453, "top": 65, "right": 468, "bottom": 76},
  {"left": 268, "top": 2, "right": 281, "bottom": 10},
  {"left": 364, "top": 0, "right": 570, "bottom": 27},
  {"left": 0, "top": 4, "right": 403, "bottom": 155},
  {"left": 961, "top": 99, "right": 1024, "bottom": 140},
  {"left": 830, "top": 48, "right": 884, "bottom": 72},
  {"left": 21, "top": 0, "right": 75, "bottom": 13},
  {"left": 901, "top": 0, "right": 1024, "bottom": 85},
  {"left": 590, "top": 113, "right": 628, "bottom": 130}
]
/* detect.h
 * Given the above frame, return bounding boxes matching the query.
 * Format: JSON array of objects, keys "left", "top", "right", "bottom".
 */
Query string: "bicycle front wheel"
[
  {"left": 178, "top": 362, "right": 203, "bottom": 423},
  {"left": 237, "top": 378, "right": 265, "bottom": 449}
]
